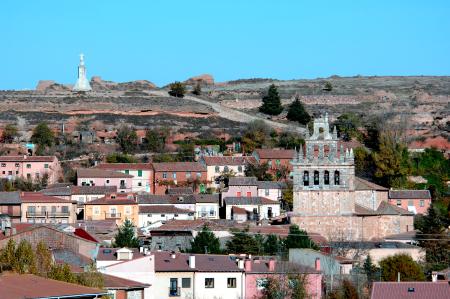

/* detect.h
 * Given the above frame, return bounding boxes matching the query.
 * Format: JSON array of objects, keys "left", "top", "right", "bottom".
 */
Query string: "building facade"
[
  {"left": 84, "top": 193, "right": 138, "bottom": 225},
  {"left": 77, "top": 169, "right": 133, "bottom": 193},
  {"left": 94, "top": 163, "right": 153, "bottom": 193},
  {"left": 200, "top": 156, "right": 257, "bottom": 188},
  {"left": 388, "top": 190, "right": 432, "bottom": 215},
  {"left": 0, "top": 155, "right": 60, "bottom": 184},
  {"left": 152, "top": 162, "right": 207, "bottom": 195},
  {"left": 20, "top": 192, "right": 77, "bottom": 224}
]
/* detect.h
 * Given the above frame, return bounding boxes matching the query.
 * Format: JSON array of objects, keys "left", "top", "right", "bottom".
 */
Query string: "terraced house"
[
  {"left": 199, "top": 156, "right": 257, "bottom": 188},
  {"left": 152, "top": 162, "right": 207, "bottom": 195},
  {"left": 0, "top": 155, "right": 60, "bottom": 184},
  {"left": 77, "top": 168, "right": 133, "bottom": 193},
  {"left": 94, "top": 163, "right": 153, "bottom": 193},
  {"left": 84, "top": 193, "right": 138, "bottom": 225},
  {"left": 20, "top": 192, "right": 77, "bottom": 224}
]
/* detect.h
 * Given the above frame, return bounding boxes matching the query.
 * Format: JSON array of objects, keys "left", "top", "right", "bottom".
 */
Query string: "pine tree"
[
  {"left": 0, "top": 239, "right": 16, "bottom": 270},
  {"left": 113, "top": 219, "right": 140, "bottom": 248},
  {"left": 192, "top": 81, "right": 202, "bottom": 95},
  {"left": 14, "top": 240, "right": 37, "bottom": 274},
  {"left": 259, "top": 84, "right": 283, "bottom": 116},
  {"left": 188, "top": 225, "right": 222, "bottom": 254},
  {"left": 168, "top": 81, "right": 186, "bottom": 98},
  {"left": 48, "top": 263, "right": 77, "bottom": 283},
  {"left": 35, "top": 241, "right": 52, "bottom": 276},
  {"left": 263, "top": 234, "right": 280, "bottom": 255},
  {"left": 226, "top": 228, "right": 260, "bottom": 254},
  {"left": 363, "top": 255, "right": 377, "bottom": 284},
  {"left": 285, "top": 225, "right": 318, "bottom": 250},
  {"left": 286, "top": 95, "right": 311, "bottom": 125}
]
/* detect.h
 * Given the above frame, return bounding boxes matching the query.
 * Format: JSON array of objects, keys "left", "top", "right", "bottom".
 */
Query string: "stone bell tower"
[{"left": 291, "top": 113, "right": 355, "bottom": 217}]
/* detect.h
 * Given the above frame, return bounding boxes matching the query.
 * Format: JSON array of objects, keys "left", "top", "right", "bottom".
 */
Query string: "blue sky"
[{"left": 1, "top": 0, "right": 449, "bottom": 89}]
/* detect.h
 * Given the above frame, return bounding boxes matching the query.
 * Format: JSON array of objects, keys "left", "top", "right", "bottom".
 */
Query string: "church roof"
[
  {"left": 354, "top": 177, "right": 388, "bottom": 191},
  {"left": 354, "top": 202, "right": 413, "bottom": 216}
]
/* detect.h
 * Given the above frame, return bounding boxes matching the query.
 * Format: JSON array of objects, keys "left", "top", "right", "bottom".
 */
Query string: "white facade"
[
  {"left": 119, "top": 169, "right": 151, "bottom": 193},
  {"left": 257, "top": 188, "right": 282, "bottom": 202},
  {"left": 225, "top": 203, "right": 280, "bottom": 220},
  {"left": 206, "top": 165, "right": 246, "bottom": 188},
  {"left": 195, "top": 202, "right": 220, "bottom": 219},
  {"left": 138, "top": 211, "right": 194, "bottom": 227}
]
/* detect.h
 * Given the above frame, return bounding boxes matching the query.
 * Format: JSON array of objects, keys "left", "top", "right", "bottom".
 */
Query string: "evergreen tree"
[
  {"left": 116, "top": 125, "right": 138, "bottom": 154},
  {"left": 168, "top": 81, "right": 186, "bottom": 98},
  {"left": 31, "top": 122, "right": 54, "bottom": 154},
  {"left": 113, "top": 219, "right": 140, "bottom": 248},
  {"left": 363, "top": 255, "right": 377, "bottom": 284},
  {"left": 35, "top": 241, "right": 52, "bottom": 276},
  {"left": 2, "top": 124, "right": 19, "bottom": 143},
  {"left": 285, "top": 225, "right": 318, "bottom": 250},
  {"left": 286, "top": 96, "right": 311, "bottom": 125},
  {"left": 226, "top": 228, "right": 260, "bottom": 254},
  {"left": 379, "top": 254, "right": 425, "bottom": 281},
  {"left": 14, "top": 240, "right": 37, "bottom": 274},
  {"left": 76, "top": 264, "right": 104, "bottom": 288},
  {"left": 48, "top": 263, "right": 77, "bottom": 283},
  {"left": 188, "top": 225, "right": 222, "bottom": 254},
  {"left": 145, "top": 128, "right": 168, "bottom": 152},
  {"left": 263, "top": 234, "right": 280, "bottom": 255},
  {"left": 192, "top": 81, "right": 202, "bottom": 95},
  {"left": 0, "top": 239, "right": 16, "bottom": 270},
  {"left": 259, "top": 84, "right": 283, "bottom": 116}
]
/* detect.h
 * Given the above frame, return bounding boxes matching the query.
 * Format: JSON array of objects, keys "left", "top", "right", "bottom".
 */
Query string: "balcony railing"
[
  {"left": 27, "top": 211, "right": 70, "bottom": 218},
  {"left": 26, "top": 211, "right": 46, "bottom": 218},
  {"left": 47, "top": 212, "right": 70, "bottom": 218},
  {"left": 105, "top": 212, "right": 122, "bottom": 219},
  {"left": 169, "top": 287, "right": 181, "bottom": 297},
  {"left": 119, "top": 184, "right": 127, "bottom": 189}
]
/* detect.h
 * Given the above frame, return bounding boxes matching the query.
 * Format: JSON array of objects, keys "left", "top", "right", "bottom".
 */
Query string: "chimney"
[
  {"left": 189, "top": 255, "right": 196, "bottom": 269},
  {"left": 432, "top": 272, "right": 437, "bottom": 282},
  {"left": 171, "top": 251, "right": 176, "bottom": 259},
  {"left": 244, "top": 259, "right": 252, "bottom": 272},
  {"left": 315, "top": 258, "right": 321, "bottom": 271},
  {"left": 139, "top": 247, "right": 144, "bottom": 254},
  {"left": 237, "top": 259, "right": 244, "bottom": 269},
  {"left": 12, "top": 228, "right": 16, "bottom": 235},
  {"left": 268, "top": 259, "right": 276, "bottom": 272}
]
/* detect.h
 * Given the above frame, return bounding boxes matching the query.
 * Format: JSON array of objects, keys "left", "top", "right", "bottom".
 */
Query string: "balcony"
[
  {"left": 169, "top": 287, "right": 180, "bottom": 297},
  {"left": 105, "top": 212, "right": 122, "bottom": 219},
  {"left": 47, "top": 212, "right": 70, "bottom": 218},
  {"left": 197, "top": 211, "right": 217, "bottom": 219},
  {"left": 26, "top": 211, "right": 46, "bottom": 218}
]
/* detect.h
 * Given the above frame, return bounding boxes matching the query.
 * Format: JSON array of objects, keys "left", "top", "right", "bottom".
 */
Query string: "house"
[
  {"left": 370, "top": 281, "right": 450, "bottom": 299},
  {"left": 0, "top": 273, "right": 107, "bottom": 299},
  {"left": 77, "top": 168, "right": 133, "bottom": 193},
  {"left": 103, "top": 273, "right": 150, "bottom": 299},
  {"left": 152, "top": 162, "right": 207, "bottom": 195},
  {"left": 199, "top": 156, "right": 257, "bottom": 188},
  {"left": 252, "top": 149, "right": 295, "bottom": 173},
  {"left": 289, "top": 248, "right": 354, "bottom": 277},
  {"left": 243, "top": 257, "right": 322, "bottom": 299},
  {"left": 72, "top": 130, "right": 96, "bottom": 144},
  {"left": 77, "top": 219, "right": 119, "bottom": 245},
  {"left": 224, "top": 197, "right": 280, "bottom": 221},
  {"left": 257, "top": 181, "right": 287, "bottom": 202},
  {"left": 328, "top": 241, "right": 425, "bottom": 265},
  {"left": 388, "top": 190, "right": 432, "bottom": 215},
  {"left": 0, "top": 192, "right": 22, "bottom": 223},
  {"left": 138, "top": 205, "right": 195, "bottom": 227},
  {"left": 221, "top": 176, "right": 258, "bottom": 198},
  {"left": 20, "top": 192, "right": 77, "bottom": 224},
  {"left": 0, "top": 155, "right": 60, "bottom": 184},
  {"left": 83, "top": 193, "right": 138, "bottom": 225},
  {"left": 94, "top": 163, "right": 153, "bottom": 193},
  {"left": 153, "top": 251, "right": 244, "bottom": 299}
]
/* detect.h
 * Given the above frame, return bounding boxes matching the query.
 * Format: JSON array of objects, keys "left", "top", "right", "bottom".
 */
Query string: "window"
[
  {"left": 408, "top": 200, "right": 413, "bottom": 206},
  {"left": 256, "top": 278, "right": 267, "bottom": 290},
  {"left": 106, "top": 179, "right": 110, "bottom": 184},
  {"left": 138, "top": 182, "right": 142, "bottom": 186},
  {"left": 324, "top": 171, "right": 330, "bottom": 185},
  {"left": 120, "top": 180, "right": 125, "bottom": 187},
  {"left": 268, "top": 207, "right": 273, "bottom": 218},
  {"left": 227, "top": 278, "right": 237, "bottom": 288},
  {"left": 137, "top": 170, "right": 142, "bottom": 177},
  {"left": 334, "top": 171, "right": 340, "bottom": 185},
  {"left": 15, "top": 163, "right": 19, "bottom": 167},
  {"left": 396, "top": 200, "right": 402, "bottom": 206},
  {"left": 161, "top": 214, "right": 165, "bottom": 217},
  {"left": 1, "top": 171, "right": 4, "bottom": 174},
  {"left": 163, "top": 172, "right": 167, "bottom": 179},
  {"left": 169, "top": 278, "right": 179, "bottom": 296},
  {"left": 275, "top": 159, "right": 280, "bottom": 166},
  {"left": 420, "top": 200, "right": 424, "bottom": 207},
  {"left": 205, "top": 278, "right": 214, "bottom": 288},
  {"left": 314, "top": 171, "right": 319, "bottom": 185},
  {"left": 1, "top": 163, "right": 5, "bottom": 167},
  {"left": 186, "top": 172, "right": 191, "bottom": 179},
  {"left": 238, "top": 165, "right": 242, "bottom": 172},
  {"left": 126, "top": 290, "right": 142, "bottom": 299},
  {"left": 7, "top": 171, "right": 12, "bottom": 175},
  {"left": 172, "top": 172, "right": 177, "bottom": 179},
  {"left": 303, "top": 171, "right": 309, "bottom": 186},
  {"left": 265, "top": 189, "right": 270, "bottom": 196},
  {"left": 44, "top": 164, "right": 49, "bottom": 169},
  {"left": 125, "top": 206, "right": 132, "bottom": 215},
  {"left": 182, "top": 278, "right": 191, "bottom": 288},
  {"left": 268, "top": 160, "right": 272, "bottom": 167},
  {"left": 26, "top": 164, "right": 31, "bottom": 169},
  {"left": 196, "top": 172, "right": 201, "bottom": 178},
  {"left": 93, "top": 206, "right": 100, "bottom": 215},
  {"left": 246, "top": 191, "right": 252, "bottom": 197},
  {"left": 26, "top": 173, "right": 31, "bottom": 180},
  {"left": 224, "top": 166, "right": 229, "bottom": 172},
  {"left": 174, "top": 214, "right": 178, "bottom": 217},
  {"left": 236, "top": 191, "right": 242, "bottom": 197},
  {"left": 215, "top": 166, "right": 220, "bottom": 173},
  {"left": 61, "top": 206, "right": 69, "bottom": 213},
  {"left": 124, "top": 169, "right": 129, "bottom": 174}
]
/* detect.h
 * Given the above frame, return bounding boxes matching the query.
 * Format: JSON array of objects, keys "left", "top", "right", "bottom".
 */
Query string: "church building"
[{"left": 290, "top": 114, "right": 413, "bottom": 241}]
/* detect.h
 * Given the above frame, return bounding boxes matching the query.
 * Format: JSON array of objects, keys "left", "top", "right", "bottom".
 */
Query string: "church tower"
[
  {"left": 73, "top": 53, "right": 92, "bottom": 92},
  {"left": 291, "top": 114, "right": 355, "bottom": 217}
]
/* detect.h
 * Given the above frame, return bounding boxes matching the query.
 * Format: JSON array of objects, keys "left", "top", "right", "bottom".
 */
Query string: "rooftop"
[
  {"left": 254, "top": 149, "right": 295, "bottom": 159},
  {"left": 371, "top": 282, "right": 450, "bottom": 299},
  {"left": 166, "top": 187, "right": 194, "bottom": 195},
  {"left": 20, "top": 192, "right": 76, "bottom": 204},
  {"left": 152, "top": 162, "right": 206, "bottom": 172},
  {"left": 77, "top": 168, "right": 133, "bottom": 178},
  {"left": 389, "top": 190, "right": 432, "bottom": 199},
  {"left": 201, "top": 156, "right": 257, "bottom": 166},
  {"left": 138, "top": 194, "right": 219, "bottom": 205},
  {"left": 154, "top": 251, "right": 242, "bottom": 272},
  {"left": 228, "top": 176, "right": 258, "bottom": 186},
  {"left": 94, "top": 163, "right": 152, "bottom": 171},
  {"left": 85, "top": 194, "right": 136, "bottom": 205},
  {"left": 0, "top": 155, "right": 56, "bottom": 162},
  {"left": 354, "top": 177, "right": 388, "bottom": 191},
  {"left": 224, "top": 196, "right": 279, "bottom": 205},
  {"left": 246, "top": 259, "right": 319, "bottom": 274},
  {"left": 0, "top": 192, "right": 21, "bottom": 204},
  {"left": 257, "top": 181, "right": 287, "bottom": 189},
  {"left": 354, "top": 201, "right": 413, "bottom": 216},
  {"left": 42, "top": 185, "right": 117, "bottom": 196},
  {"left": 0, "top": 273, "right": 107, "bottom": 299},
  {"left": 102, "top": 274, "right": 150, "bottom": 290},
  {"left": 139, "top": 205, "right": 194, "bottom": 214}
]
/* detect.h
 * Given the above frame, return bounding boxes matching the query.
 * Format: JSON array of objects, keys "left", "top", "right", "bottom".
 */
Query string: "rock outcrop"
[
  {"left": 35, "top": 81, "right": 71, "bottom": 92},
  {"left": 90, "top": 76, "right": 157, "bottom": 91},
  {"left": 184, "top": 74, "right": 214, "bottom": 86}
]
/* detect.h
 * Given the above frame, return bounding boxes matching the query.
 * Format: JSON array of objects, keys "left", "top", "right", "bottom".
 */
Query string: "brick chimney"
[
  {"left": 268, "top": 259, "right": 276, "bottom": 272},
  {"left": 315, "top": 258, "right": 321, "bottom": 271},
  {"left": 244, "top": 259, "right": 252, "bottom": 272}
]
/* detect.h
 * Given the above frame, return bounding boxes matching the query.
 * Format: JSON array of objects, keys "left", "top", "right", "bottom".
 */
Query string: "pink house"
[
  {"left": 388, "top": 190, "right": 432, "bottom": 215},
  {"left": 222, "top": 177, "right": 258, "bottom": 198},
  {"left": 77, "top": 168, "right": 133, "bottom": 193},
  {"left": 243, "top": 258, "right": 322, "bottom": 299},
  {"left": 0, "top": 155, "right": 60, "bottom": 184}
]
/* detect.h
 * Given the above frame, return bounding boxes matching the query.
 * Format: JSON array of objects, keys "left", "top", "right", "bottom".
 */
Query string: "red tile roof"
[
  {"left": 102, "top": 274, "right": 150, "bottom": 289},
  {"left": 85, "top": 194, "right": 136, "bottom": 205},
  {"left": 20, "top": 192, "right": 76, "bottom": 204},
  {"left": 96, "top": 248, "right": 144, "bottom": 261},
  {"left": 0, "top": 155, "right": 56, "bottom": 162},
  {"left": 254, "top": 149, "right": 295, "bottom": 159},
  {"left": 354, "top": 202, "right": 413, "bottom": 216},
  {"left": 246, "top": 259, "right": 319, "bottom": 274},
  {"left": 354, "top": 177, "right": 388, "bottom": 191},
  {"left": 232, "top": 206, "right": 248, "bottom": 215},
  {"left": 139, "top": 205, "right": 193, "bottom": 214},
  {"left": 94, "top": 163, "right": 153, "bottom": 171},
  {"left": 202, "top": 156, "right": 257, "bottom": 166},
  {"left": 77, "top": 168, "right": 133, "bottom": 178},
  {"left": 389, "top": 190, "right": 431, "bottom": 199},
  {"left": 0, "top": 273, "right": 106, "bottom": 298},
  {"left": 154, "top": 251, "right": 242, "bottom": 272},
  {"left": 371, "top": 282, "right": 450, "bottom": 299},
  {"left": 224, "top": 196, "right": 279, "bottom": 205},
  {"left": 152, "top": 162, "right": 206, "bottom": 172},
  {"left": 0, "top": 223, "right": 34, "bottom": 240}
]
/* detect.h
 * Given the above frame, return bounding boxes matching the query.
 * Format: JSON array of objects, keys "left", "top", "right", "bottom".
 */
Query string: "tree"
[
  {"left": 106, "top": 153, "right": 137, "bottom": 163},
  {"left": 285, "top": 225, "right": 318, "bottom": 250},
  {"left": 354, "top": 146, "right": 374, "bottom": 179},
  {"left": 76, "top": 264, "right": 104, "bottom": 288},
  {"left": 0, "top": 239, "right": 16, "bottom": 271},
  {"left": 31, "top": 122, "right": 54, "bottom": 154},
  {"left": 379, "top": 254, "right": 425, "bottom": 281},
  {"left": 328, "top": 279, "right": 359, "bottom": 299},
  {"left": 282, "top": 181, "right": 293, "bottom": 211},
  {"left": 35, "top": 241, "right": 52, "bottom": 276},
  {"left": 116, "top": 125, "right": 138, "bottom": 154},
  {"left": 277, "top": 131, "right": 304, "bottom": 149},
  {"left": 241, "top": 120, "right": 271, "bottom": 153},
  {"left": 363, "top": 255, "right": 378, "bottom": 284},
  {"left": 286, "top": 96, "right": 311, "bottom": 125},
  {"left": 263, "top": 234, "right": 280, "bottom": 255},
  {"left": 245, "top": 162, "right": 273, "bottom": 181},
  {"left": 177, "top": 142, "right": 195, "bottom": 161},
  {"left": 259, "top": 84, "right": 283, "bottom": 116},
  {"left": 323, "top": 81, "right": 333, "bottom": 91},
  {"left": 48, "top": 263, "right": 77, "bottom": 283},
  {"left": 2, "top": 124, "right": 19, "bottom": 143},
  {"left": 14, "top": 239, "right": 37, "bottom": 274},
  {"left": 372, "top": 132, "right": 411, "bottom": 187},
  {"left": 334, "top": 113, "right": 362, "bottom": 141},
  {"left": 188, "top": 225, "right": 222, "bottom": 254},
  {"left": 113, "top": 219, "right": 140, "bottom": 248},
  {"left": 168, "top": 81, "right": 186, "bottom": 98},
  {"left": 226, "top": 228, "right": 260, "bottom": 254},
  {"left": 192, "top": 81, "right": 202, "bottom": 95},
  {"left": 145, "top": 128, "right": 168, "bottom": 152}
]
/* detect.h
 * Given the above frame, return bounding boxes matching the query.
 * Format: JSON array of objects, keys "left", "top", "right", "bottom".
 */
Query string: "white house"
[
  {"left": 200, "top": 156, "right": 257, "bottom": 188},
  {"left": 257, "top": 181, "right": 286, "bottom": 202},
  {"left": 224, "top": 197, "right": 281, "bottom": 221},
  {"left": 138, "top": 205, "right": 194, "bottom": 227},
  {"left": 94, "top": 163, "right": 153, "bottom": 193}
]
